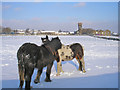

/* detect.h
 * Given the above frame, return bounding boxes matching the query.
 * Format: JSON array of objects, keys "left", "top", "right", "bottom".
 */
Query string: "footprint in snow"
[
  {"left": 95, "top": 66, "right": 103, "bottom": 69},
  {"left": 87, "top": 63, "right": 90, "bottom": 65},
  {"left": 63, "top": 72, "right": 73, "bottom": 76},
  {"left": 2, "top": 64, "right": 9, "bottom": 67},
  {"left": 79, "top": 71, "right": 86, "bottom": 74},
  {"left": 106, "top": 66, "right": 110, "bottom": 68},
  {"left": 87, "top": 68, "right": 91, "bottom": 71},
  {"left": 113, "top": 66, "right": 117, "bottom": 68}
]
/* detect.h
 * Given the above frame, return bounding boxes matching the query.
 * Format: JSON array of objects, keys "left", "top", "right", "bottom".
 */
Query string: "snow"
[
  {"left": 41, "top": 30, "right": 56, "bottom": 33},
  {"left": 94, "top": 35, "right": 120, "bottom": 40},
  {"left": 0, "top": 35, "right": 118, "bottom": 88}
]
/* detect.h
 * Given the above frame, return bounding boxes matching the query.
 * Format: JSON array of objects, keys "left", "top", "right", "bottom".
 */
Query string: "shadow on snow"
[{"left": 2, "top": 72, "right": 118, "bottom": 88}]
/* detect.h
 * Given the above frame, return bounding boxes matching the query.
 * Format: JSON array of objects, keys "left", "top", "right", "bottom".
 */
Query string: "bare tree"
[
  {"left": 25, "top": 28, "right": 30, "bottom": 35},
  {"left": 2, "top": 27, "right": 12, "bottom": 34}
]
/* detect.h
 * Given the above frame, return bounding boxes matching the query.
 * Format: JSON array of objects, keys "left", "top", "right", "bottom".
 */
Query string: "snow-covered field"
[
  {"left": 0, "top": 35, "right": 118, "bottom": 88},
  {"left": 95, "top": 35, "right": 120, "bottom": 39}
]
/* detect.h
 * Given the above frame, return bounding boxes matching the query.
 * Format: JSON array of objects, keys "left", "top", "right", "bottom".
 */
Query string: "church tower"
[{"left": 78, "top": 23, "right": 82, "bottom": 35}]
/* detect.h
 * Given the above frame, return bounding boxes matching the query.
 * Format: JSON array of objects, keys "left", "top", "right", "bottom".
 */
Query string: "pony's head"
[
  {"left": 51, "top": 36, "right": 62, "bottom": 50},
  {"left": 41, "top": 35, "right": 50, "bottom": 44},
  {"left": 42, "top": 35, "right": 62, "bottom": 51}
]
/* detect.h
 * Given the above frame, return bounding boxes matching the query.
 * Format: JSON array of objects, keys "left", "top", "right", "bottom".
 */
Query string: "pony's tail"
[{"left": 18, "top": 55, "right": 25, "bottom": 88}]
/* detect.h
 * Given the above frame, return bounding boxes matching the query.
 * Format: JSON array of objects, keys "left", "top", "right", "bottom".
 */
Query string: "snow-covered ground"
[
  {"left": 93, "top": 35, "right": 120, "bottom": 41},
  {"left": 95, "top": 35, "right": 120, "bottom": 39},
  {"left": 1, "top": 35, "right": 118, "bottom": 88}
]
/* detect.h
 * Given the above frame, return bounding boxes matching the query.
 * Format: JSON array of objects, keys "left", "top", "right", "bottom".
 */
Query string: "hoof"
[
  {"left": 83, "top": 70, "right": 86, "bottom": 73},
  {"left": 45, "top": 79, "right": 52, "bottom": 82},
  {"left": 19, "top": 81, "right": 24, "bottom": 88},
  {"left": 61, "top": 71, "right": 64, "bottom": 73},
  {"left": 56, "top": 73, "right": 60, "bottom": 76},
  {"left": 34, "top": 79, "right": 40, "bottom": 84},
  {"left": 19, "top": 86, "right": 22, "bottom": 89},
  {"left": 78, "top": 68, "right": 82, "bottom": 71},
  {"left": 25, "top": 86, "right": 32, "bottom": 90}
]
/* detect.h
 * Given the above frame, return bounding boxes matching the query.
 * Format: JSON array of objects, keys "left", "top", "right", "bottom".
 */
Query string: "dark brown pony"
[{"left": 17, "top": 37, "right": 62, "bottom": 89}]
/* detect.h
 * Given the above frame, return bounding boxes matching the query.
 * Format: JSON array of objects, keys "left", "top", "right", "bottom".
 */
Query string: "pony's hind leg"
[
  {"left": 80, "top": 56, "right": 86, "bottom": 73},
  {"left": 75, "top": 55, "right": 82, "bottom": 71},
  {"left": 34, "top": 68, "right": 43, "bottom": 84},
  {"left": 24, "top": 63, "right": 34, "bottom": 89},
  {"left": 45, "top": 61, "right": 53, "bottom": 82},
  {"left": 18, "top": 64, "right": 24, "bottom": 88}
]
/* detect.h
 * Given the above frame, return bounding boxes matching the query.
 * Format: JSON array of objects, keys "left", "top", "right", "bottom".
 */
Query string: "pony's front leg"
[
  {"left": 34, "top": 68, "right": 43, "bottom": 84},
  {"left": 60, "top": 64, "right": 64, "bottom": 73},
  {"left": 56, "top": 60, "right": 61, "bottom": 76},
  {"left": 45, "top": 61, "right": 53, "bottom": 82}
]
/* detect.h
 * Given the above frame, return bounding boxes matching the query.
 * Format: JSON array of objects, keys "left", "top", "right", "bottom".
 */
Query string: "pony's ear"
[
  {"left": 41, "top": 38, "right": 43, "bottom": 40},
  {"left": 56, "top": 36, "right": 59, "bottom": 39},
  {"left": 46, "top": 35, "right": 48, "bottom": 39}
]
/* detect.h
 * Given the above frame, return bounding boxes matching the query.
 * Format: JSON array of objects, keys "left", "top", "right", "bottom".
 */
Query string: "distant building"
[
  {"left": 57, "top": 31, "right": 69, "bottom": 35},
  {"left": 105, "top": 30, "right": 111, "bottom": 36},
  {"left": 99, "top": 30, "right": 104, "bottom": 35},
  {"left": 93, "top": 30, "right": 111, "bottom": 36},
  {"left": 40, "top": 30, "right": 56, "bottom": 35},
  {"left": 76, "top": 23, "right": 82, "bottom": 35},
  {"left": 17, "top": 29, "right": 25, "bottom": 35},
  {"left": 69, "top": 32, "right": 75, "bottom": 35},
  {"left": 112, "top": 32, "right": 119, "bottom": 36},
  {"left": 92, "top": 30, "right": 97, "bottom": 35},
  {"left": 82, "top": 28, "right": 94, "bottom": 35}
]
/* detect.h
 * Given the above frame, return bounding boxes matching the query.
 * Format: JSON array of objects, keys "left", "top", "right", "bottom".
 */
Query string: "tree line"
[{"left": 0, "top": 27, "right": 33, "bottom": 35}]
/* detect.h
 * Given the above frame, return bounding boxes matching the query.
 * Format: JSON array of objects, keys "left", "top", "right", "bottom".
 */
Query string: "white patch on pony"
[
  {"left": 58, "top": 44, "right": 74, "bottom": 61},
  {"left": 25, "top": 54, "right": 30, "bottom": 59},
  {"left": 43, "top": 39, "right": 47, "bottom": 42}
]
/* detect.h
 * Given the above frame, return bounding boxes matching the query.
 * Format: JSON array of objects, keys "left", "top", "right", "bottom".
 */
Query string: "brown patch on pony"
[
  {"left": 78, "top": 55, "right": 82, "bottom": 60},
  {"left": 75, "top": 54, "right": 79, "bottom": 60},
  {"left": 75, "top": 54, "right": 82, "bottom": 60}
]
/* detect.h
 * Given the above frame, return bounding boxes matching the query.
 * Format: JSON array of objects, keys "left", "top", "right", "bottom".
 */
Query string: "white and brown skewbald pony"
[{"left": 41, "top": 35, "right": 86, "bottom": 76}]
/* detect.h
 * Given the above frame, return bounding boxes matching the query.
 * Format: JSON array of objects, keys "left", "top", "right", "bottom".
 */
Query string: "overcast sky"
[{"left": 2, "top": 2, "right": 118, "bottom": 33}]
